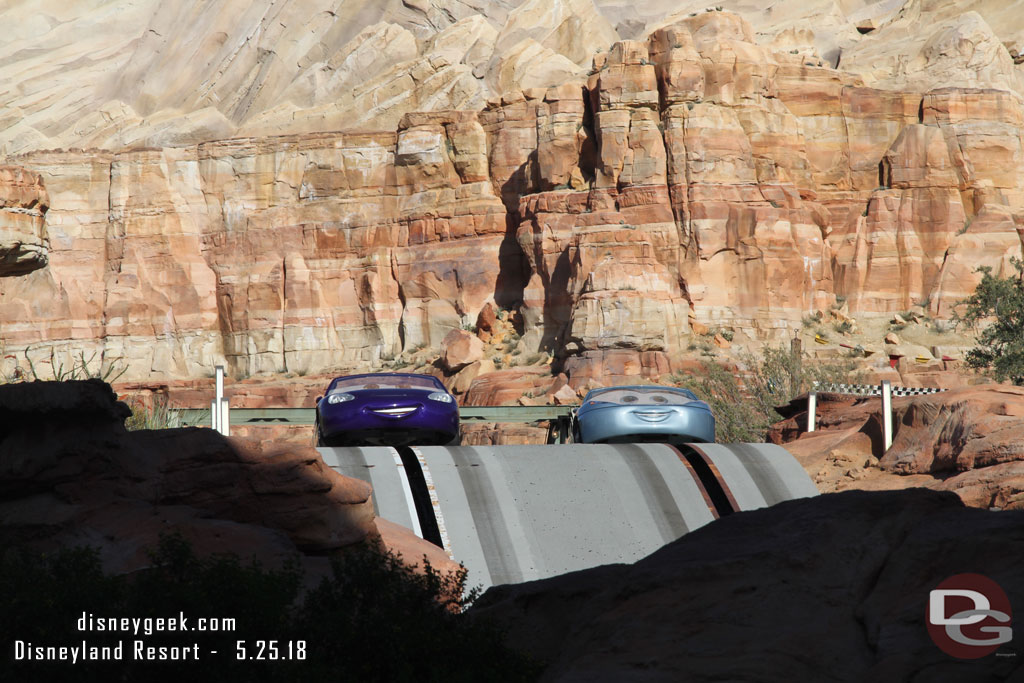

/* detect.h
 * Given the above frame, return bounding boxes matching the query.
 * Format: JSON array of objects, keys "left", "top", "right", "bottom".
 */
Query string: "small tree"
[{"left": 954, "top": 257, "right": 1024, "bottom": 385}]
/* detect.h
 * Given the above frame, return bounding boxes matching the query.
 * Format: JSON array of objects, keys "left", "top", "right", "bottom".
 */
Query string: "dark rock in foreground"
[
  {"left": 0, "top": 380, "right": 417, "bottom": 581},
  {"left": 472, "top": 489, "right": 1024, "bottom": 682}
]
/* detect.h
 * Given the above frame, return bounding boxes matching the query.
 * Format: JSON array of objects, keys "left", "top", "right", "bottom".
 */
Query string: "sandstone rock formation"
[
  {"left": 0, "top": 0, "right": 609, "bottom": 155},
  {"left": 471, "top": 488, "right": 1024, "bottom": 681},
  {"left": 3, "top": 1, "right": 1024, "bottom": 157},
  {"left": 441, "top": 328, "right": 485, "bottom": 371},
  {"left": 0, "top": 166, "right": 48, "bottom": 277},
  {"left": 770, "top": 385, "right": 1024, "bottom": 510},
  {"left": 0, "top": 379, "right": 455, "bottom": 578},
  {"left": 840, "top": 3, "right": 1024, "bottom": 95},
  {"left": 1, "top": 8, "right": 1023, "bottom": 394}
]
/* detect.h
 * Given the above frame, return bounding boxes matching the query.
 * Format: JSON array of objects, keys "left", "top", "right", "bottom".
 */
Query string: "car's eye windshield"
[
  {"left": 589, "top": 388, "right": 697, "bottom": 405},
  {"left": 331, "top": 376, "right": 442, "bottom": 391}
]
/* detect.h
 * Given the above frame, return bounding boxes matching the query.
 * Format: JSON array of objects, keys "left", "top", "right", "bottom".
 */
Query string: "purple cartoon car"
[{"left": 315, "top": 373, "right": 460, "bottom": 447}]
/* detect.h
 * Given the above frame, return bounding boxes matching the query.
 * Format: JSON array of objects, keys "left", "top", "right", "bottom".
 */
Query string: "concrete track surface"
[{"left": 318, "top": 443, "right": 818, "bottom": 590}]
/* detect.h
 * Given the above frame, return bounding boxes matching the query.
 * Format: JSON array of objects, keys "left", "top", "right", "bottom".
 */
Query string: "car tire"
[{"left": 314, "top": 417, "right": 328, "bottom": 448}]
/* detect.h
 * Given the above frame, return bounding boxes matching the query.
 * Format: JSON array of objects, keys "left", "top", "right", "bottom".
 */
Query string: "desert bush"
[
  {"left": 675, "top": 345, "right": 863, "bottom": 442},
  {"left": 24, "top": 348, "right": 128, "bottom": 383},
  {"left": 124, "top": 394, "right": 174, "bottom": 431},
  {"left": 675, "top": 361, "right": 766, "bottom": 443},
  {"left": 833, "top": 320, "right": 853, "bottom": 335}
]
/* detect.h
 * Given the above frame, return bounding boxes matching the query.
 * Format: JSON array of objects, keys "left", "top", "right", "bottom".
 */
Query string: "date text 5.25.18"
[{"left": 236, "top": 640, "right": 306, "bottom": 660}]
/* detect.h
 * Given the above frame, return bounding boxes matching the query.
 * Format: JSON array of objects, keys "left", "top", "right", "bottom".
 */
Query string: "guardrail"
[
  {"left": 812, "top": 382, "right": 947, "bottom": 397},
  {"left": 806, "top": 381, "right": 948, "bottom": 450},
  {"left": 170, "top": 405, "right": 577, "bottom": 443}
]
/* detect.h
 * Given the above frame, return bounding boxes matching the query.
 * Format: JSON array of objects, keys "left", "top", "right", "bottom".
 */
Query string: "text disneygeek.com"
[{"left": 11, "top": 611, "right": 307, "bottom": 663}]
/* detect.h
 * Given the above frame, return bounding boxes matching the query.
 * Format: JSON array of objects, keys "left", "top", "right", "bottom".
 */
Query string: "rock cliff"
[
  {"left": 1, "top": 7, "right": 1023, "bottom": 387},
  {"left": 3, "top": 1, "right": 1022, "bottom": 157}
]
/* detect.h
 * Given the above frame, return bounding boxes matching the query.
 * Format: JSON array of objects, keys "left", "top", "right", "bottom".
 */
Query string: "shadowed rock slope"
[{"left": 471, "top": 488, "right": 1024, "bottom": 681}]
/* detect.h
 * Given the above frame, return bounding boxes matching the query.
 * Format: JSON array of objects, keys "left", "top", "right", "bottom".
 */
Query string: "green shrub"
[
  {"left": 954, "top": 257, "right": 1024, "bottom": 385},
  {"left": 124, "top": 394, "right": 172, "bottom": 430},
  {"left": 675, "top": 362, "right": 767, "bottom": 443}
]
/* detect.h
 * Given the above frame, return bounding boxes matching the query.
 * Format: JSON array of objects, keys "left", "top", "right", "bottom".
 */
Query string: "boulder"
[
  {"left": 549, "top": 384, "right": 578, "bottom": 405},
  {"left": 440, "top": 329, "right": 485, "bottom": 372},
  {"left": 476, "top": 302, "right": 499, "bottom": 334},
  {"left": 451, "top": 358, "right": 496, "bottom": 394}
]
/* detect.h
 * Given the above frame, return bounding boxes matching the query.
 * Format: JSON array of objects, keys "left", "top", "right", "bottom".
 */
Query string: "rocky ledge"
[{"left": 0, "top": 165, "right": 47, "bottom": 276}]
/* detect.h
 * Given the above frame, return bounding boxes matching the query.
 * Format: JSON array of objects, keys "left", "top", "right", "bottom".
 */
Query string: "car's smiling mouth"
[
  {"left": 632, "top": 410, "right": 672, "bottom": 421},
  {"left": 370, "top": 406, "right": 418, "bottom": 417}
]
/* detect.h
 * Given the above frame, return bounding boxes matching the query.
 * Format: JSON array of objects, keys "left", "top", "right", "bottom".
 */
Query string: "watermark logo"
[{"left": 927, "top": 573, "right": 1012, "bottom": 659}]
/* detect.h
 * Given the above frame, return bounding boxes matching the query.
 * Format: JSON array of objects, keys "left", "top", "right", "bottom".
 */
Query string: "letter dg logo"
[{"left": 927, "top": 574, "right": 1013, "bottom": 658}]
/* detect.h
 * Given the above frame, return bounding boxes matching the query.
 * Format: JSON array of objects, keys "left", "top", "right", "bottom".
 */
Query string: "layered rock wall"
[{"left": 3, "top": 11, "right": 1023, "bottom": 384}]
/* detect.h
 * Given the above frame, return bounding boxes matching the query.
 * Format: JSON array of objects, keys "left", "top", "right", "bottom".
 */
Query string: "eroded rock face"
[
  {"left": 0, "top": 380, "right": 452, "bottom": 578},
  {"left": 2, "top": 10, "right": 1023, "bottom": 390},
  {"left": 2, "top": 120, "right": 508, "bottom": 380},
  {"left": 4, "top": 0, "right": 1024, "bottom": 157},
  {"left": 471, "top": 489, "right": 1024, "bottom": 681},
  {"left": 0, "top": 165, "right": 48, "bottom": 276}
]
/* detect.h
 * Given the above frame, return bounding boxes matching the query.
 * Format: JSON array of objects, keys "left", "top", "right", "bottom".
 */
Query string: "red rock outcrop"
[
  {"left": 441, "top": 328, "right": 485, "bottom": 371},
  {"left": 770, "top": 385, "right": 1024, "bottom": 510}
]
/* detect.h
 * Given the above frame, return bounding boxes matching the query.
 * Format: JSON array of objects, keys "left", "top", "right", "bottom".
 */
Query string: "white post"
[
  {"left": 215, "top": 365, "right": 224, "bottom": 433},
  {"left": 807, "top": 391, "right": 817, "bottom": 433},
  {"left": 881, "top": 380, "right": 893, "bottom": 451},
  {"left": 210, "top": 400, "right": 218, "bottom": 430},
  {"left": 220, "top": 398, "right": 230, "bottom": 437}
]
